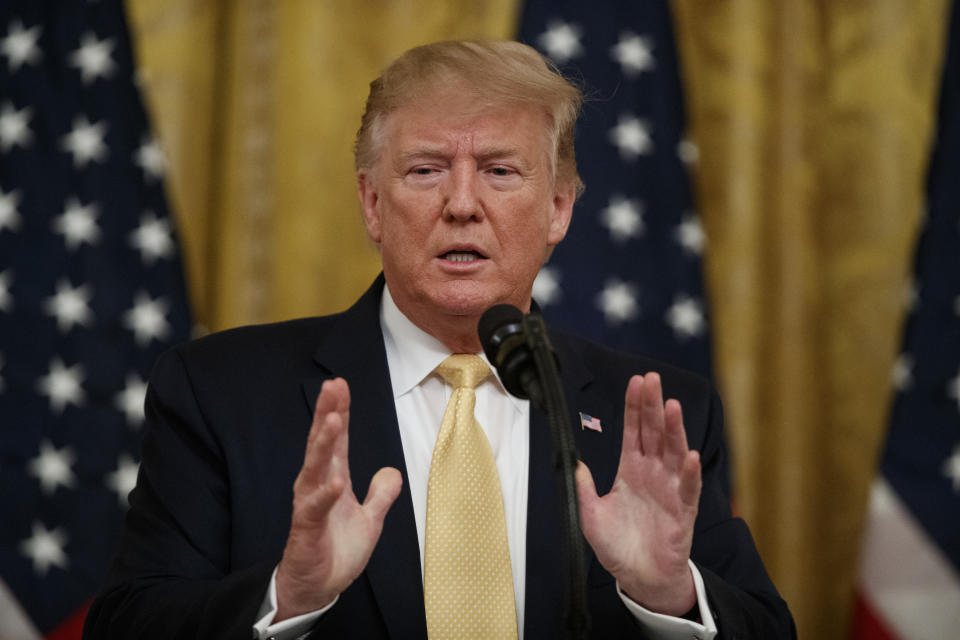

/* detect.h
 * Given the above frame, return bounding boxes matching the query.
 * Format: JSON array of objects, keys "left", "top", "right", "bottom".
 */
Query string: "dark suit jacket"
[{"left": 84, "top": 276, "right": 795, "bottom": 639}]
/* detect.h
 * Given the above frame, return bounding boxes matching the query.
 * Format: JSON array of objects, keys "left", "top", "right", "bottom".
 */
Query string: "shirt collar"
[
  {"left": 379, "top": 284, "right": 523, "bottom": 411},
  {"left": 381, "top": 284, "right": 451, "bottom": 397}
]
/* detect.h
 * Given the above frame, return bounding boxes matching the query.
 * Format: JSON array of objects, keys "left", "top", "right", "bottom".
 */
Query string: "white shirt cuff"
[
  {"left": 252, "top": 566, "right": 339, "bottom": 640},
  {"left": 617, "top": 560, "right": 718, "bottom": 640}
]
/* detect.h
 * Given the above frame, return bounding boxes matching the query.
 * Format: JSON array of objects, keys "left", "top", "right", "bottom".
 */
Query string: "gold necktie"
[{"left": 424, "top": 354, "right": 518, "bottom": 639}]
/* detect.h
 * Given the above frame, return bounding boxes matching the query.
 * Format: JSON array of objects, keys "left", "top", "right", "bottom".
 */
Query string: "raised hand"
[
  {"left": 575, "top": 373, "right": 702, "bottom": 616},
  {"left": 275, "top": 378, "right": 403, "bottom": 620}
]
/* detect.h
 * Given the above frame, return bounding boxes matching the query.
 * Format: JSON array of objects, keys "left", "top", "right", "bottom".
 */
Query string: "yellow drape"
[
  {"left": 673, "top": 1, "right": 950, "bottom": 636},
  {"left": 126, "top": 1, "right": 951, "bottom": 636}
]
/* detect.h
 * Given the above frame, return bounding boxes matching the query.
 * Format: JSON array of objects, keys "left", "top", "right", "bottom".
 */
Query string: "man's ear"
[
  {"left": 357, "top": 170, "right": 382, "bottom": 244},
  {"left": 547, "top": 182, "right": 575, "bottom": 247}
]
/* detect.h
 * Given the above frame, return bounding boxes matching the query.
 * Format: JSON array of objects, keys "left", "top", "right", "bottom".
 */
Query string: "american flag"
[
  {"left": 579, "top": 412, "right": 603, "bottom": 433},
  {"left": 852, "top": 1, "right": 960, "bottom": 637},
  {"left": 518, "top": 0, "right": 712, "bottom": 380},
  {"left": 0, "top": 2, "right": 192, "bottom": 637}
]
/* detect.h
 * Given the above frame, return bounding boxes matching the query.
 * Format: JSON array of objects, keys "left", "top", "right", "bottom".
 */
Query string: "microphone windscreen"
[{"left": 478, "top": 304, "right": 524, "bottom": 363}]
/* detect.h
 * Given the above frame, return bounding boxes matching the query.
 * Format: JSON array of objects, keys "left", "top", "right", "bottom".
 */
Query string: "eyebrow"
[
  {"left": 398, "top": 146, "right": 531, "bottom": 168},
  {"left": 398, "top": 147, "right": 449, "bottom": 162}
]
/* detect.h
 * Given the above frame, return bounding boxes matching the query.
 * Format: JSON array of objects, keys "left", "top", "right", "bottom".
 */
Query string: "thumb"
[
  {"left": 363, "top": 467, "right": 403, "bottom": 523},
  {"left": 575, "top": 460, "right": 600, "bottom": 537}
]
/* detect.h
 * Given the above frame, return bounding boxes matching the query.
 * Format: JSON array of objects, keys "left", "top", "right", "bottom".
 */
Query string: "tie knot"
[{"left": 435, "top": 354, "right": 491, "bottom": 389}]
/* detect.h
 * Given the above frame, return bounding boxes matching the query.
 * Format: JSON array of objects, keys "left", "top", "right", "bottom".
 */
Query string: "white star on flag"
[
  {"left": 114, "top": 373, "right": 148, "bottom": 426},
  {"left": 610, "top": 33, "right": 655, "bottom": 76},
  {"left": 677, "top": 138, "right": 700, "bottom": 165},
  {"left": 0, "top": 269, "right": 12, "bottom": 312},
  {"left": 675, "top": 213, "right": 706, "bottom": 256},
  {"left": 123, "top": 291, "right": 171, "bottom": 346},
  {"left": 134, "top": 136, "right": 166, "bottom": 181},
  {"left": 19, "top": 521, "right": 69, "bottom": 576},
  {"left": 601, "top": 195, "right": 644, "bottom": 242},
  {"left": 52, "top": 197, "right": 101, "bottom": 250},
  {"left": 0, "top": 20, "right": 42, "bottom": 71},
  {"left": 28, "top": 440, "right": 78, "bottom": 495},
  {"left": 891, "top": 353, "right": 913, "bottom": 392},
  {"left": 35, "top": 357, "right": 86, "bottom": 414},
  {"left": 609, "top": 114, "right": 653, "bottom": 160},
  {"left": 597, "top": 279, "right": 640, "bottom": 324},
  {"left": 61, "top": 115, "right": 109, "bottom": 168},
  {"left": 129, "top": 212, "right": 174, "bottom": 264},
  {"left": 947, "top": 368, "right": 960, "bottom": 413},
  {"left": 665, "top": 295, "right": 706, "bottom": 339},
  {"left": 0, "top": 186, "right": 23, "bottom": 233},
  {"left": 944, "top": 445, "right": 960, "bottom": 493},
  {"left": 105, "top": 454, "right": 140, "bottom": 506},
  {"left": 538, "top": 21, "right": 583, "bottom": 63},
  {"left": 533, "top": 265, "right": 562, "bottom": 306},
  {"left": 44, "top": 279, "right": 94, "bottom": 333},
  {"left": 68, "top": 31, "right": 116, "bottom": 84},
  {"left": 901, "top": 278, "right": 919, "bottom": 313},
  {"left": 0, "top": 101, "right": 33, "bottom": 152}
]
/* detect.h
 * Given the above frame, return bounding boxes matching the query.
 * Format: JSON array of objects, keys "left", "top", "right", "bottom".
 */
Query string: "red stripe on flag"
[
  {"left": 850, "top": 592, "right": 898, "bottom": 640},
  {"left": 45, "top": 601, "right": 90, "bottom": 640}
]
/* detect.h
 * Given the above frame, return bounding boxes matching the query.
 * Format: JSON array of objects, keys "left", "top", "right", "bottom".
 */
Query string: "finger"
[
  {"left": 678, "top": 451, "right": 702, "bottom": 508},
  {"left": 296, "top": 409, "right": 343, "bottom": 493},
  {"left": 639, "top": 372, "right": 666, "bottom": 457},
  {"left": 621, "top": 375, "right": 644, "bottom": 458},
  {"left": 307, "top": 379, "right": 339, "bottom": 446},
  {"left": 363, "top": 467, "right": 403, "bottom": 525},
  {"left": 662, "top": 398, "right": 688, "bottom": 472},
  {"left": 297, "top": 467, "right": 346, "bottom": 526},
  {"left": 575, "top": 461, "right": 600, "bottom": 539},
  {"left": 329, "top": 379, "right": 351, "bottom": 479}
]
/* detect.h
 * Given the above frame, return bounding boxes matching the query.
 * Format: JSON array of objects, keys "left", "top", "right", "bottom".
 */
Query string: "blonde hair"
[{"left": 355, "top": 40, "right": 584, "bottom": 196}]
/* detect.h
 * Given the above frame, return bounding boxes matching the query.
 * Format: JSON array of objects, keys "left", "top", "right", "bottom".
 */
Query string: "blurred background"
[{"left": 1, "top": 1, "right": 958, "bottom": 638}]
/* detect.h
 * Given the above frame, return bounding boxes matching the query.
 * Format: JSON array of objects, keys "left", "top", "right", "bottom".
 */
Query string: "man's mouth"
[{"left": 440, "top": 250, "right": 486, "bottom": 263}]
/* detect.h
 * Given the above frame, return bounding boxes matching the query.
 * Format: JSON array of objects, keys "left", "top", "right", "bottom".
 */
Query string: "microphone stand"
[{"left": 521, "top": 313, "right": 590, "bottom": 640}]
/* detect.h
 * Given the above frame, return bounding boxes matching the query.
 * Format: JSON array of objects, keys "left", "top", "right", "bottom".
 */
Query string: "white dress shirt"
[{"left": 254, "top": 285, "right": 717, "bottom": 639}]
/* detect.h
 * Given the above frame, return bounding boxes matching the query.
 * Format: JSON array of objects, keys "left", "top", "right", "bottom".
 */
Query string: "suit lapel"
[
  {"left": 523, "top": 332, "right": 620, "bottom": 638},
  {"left": 304, "top": 276, "right": 427, "bottom": 638}
]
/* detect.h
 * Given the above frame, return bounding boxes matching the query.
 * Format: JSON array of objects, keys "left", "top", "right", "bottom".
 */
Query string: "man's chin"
[
  {"left": 428, "top": 282, "right": 503, "bottom": 317},
  {"left": 429, "top": 285, "right": 532, "bottom": 319}
]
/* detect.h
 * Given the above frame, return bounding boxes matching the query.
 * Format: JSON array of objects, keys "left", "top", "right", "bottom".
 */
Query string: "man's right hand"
[{"left": 275, "top": 377, "right": 403, "bottom": 621}]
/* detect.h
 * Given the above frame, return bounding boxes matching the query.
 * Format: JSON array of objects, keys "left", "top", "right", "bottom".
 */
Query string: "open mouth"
[{"left": 440, "top": 250, "right": 487, "bottom": 263}]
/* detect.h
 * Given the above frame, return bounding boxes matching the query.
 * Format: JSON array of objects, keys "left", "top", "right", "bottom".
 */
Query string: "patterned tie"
[{"left": 424, "top": 354, "right": 519, "bottom": 639}]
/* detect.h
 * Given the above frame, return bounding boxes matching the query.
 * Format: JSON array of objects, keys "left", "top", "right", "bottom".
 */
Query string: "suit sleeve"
[
  {"left": 689, "top": 388, "right": 797, "bottom": 639},
  {"left": 83, "top": 347, "right": 280, "bottom": 640}
]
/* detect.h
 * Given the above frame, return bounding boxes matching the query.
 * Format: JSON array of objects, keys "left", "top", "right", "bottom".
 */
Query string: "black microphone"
[
  {"left": 479, "top": 303, "right": 590, "bottom": 639},
  {"left": 478, "top": 304, "right": 541, "bottom": 402}
]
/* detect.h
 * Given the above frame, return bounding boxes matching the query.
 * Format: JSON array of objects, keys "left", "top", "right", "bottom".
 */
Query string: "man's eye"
[
  {"left": 490, "top": 167, "right": 512, "bottom": 176},
  {"left": 411, "top": 167, "right": 434, "bottom": 175}
]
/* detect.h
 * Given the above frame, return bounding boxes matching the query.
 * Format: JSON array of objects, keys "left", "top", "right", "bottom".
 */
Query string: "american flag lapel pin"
[{"left": 579, "top": 412, "right": 602, "bottom": 433}]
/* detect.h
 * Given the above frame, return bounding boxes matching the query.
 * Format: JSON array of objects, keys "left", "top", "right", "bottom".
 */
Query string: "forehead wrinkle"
[{"left": 385, "top": 104, "right": 553, "bottom": 174}]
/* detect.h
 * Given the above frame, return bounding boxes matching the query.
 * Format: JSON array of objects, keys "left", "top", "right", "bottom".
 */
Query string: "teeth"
[{"left": 446, "top": 252, "right": 480, "bottom": 263}]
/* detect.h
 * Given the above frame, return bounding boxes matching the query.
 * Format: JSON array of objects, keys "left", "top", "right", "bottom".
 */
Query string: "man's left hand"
[{"left": 575, "top": 372, "right": 702, "bottom": 616}]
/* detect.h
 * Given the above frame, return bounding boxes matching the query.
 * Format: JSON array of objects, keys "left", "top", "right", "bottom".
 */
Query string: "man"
[{"left": 84, "top": 41, "right": 794, "bottom": 639}]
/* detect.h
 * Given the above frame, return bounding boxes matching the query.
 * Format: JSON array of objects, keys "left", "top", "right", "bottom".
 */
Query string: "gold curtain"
[
  {"left": 672, "top": 1, "right": 950, "bottom": 637},
  {"left": 127, "top": 0, "right": 951, "bottom": 637},
  {"left": 126, "top": 0, "right": 520, "bottom": 331}
]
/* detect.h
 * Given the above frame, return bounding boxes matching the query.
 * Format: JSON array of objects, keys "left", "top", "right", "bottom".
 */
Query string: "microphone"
[
  {"left": 478, "top": 304, "right": 542, "bottom": 402},
  {"left": 478, "top": 303, "right": 590, "bottom": 638}
]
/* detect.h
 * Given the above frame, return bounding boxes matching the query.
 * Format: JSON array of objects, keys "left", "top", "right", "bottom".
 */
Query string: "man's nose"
[{"left": 442, "top": 163, "right": 484, "bottom": 221}]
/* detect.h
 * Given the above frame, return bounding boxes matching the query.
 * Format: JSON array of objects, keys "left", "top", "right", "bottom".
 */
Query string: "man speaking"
[{"left": 84, "top": 40, "right": 794, "bottom": 639}]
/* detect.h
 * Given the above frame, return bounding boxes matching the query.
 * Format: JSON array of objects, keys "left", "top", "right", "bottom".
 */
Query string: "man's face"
[{"left": 358, "top": 91, "right": 574, "bottom": 330}]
